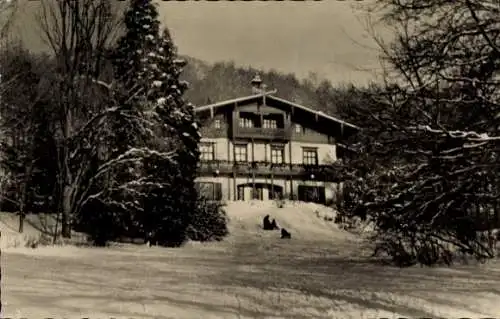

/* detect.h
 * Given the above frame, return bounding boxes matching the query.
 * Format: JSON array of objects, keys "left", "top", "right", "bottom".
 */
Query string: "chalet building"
[{"left": 194, "top": 75, "right": 358, "bottom": 204}]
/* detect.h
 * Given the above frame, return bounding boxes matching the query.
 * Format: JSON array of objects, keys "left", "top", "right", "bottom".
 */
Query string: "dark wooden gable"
[
  {"left": 195, "top": 94, "right": 358, "bottom": 141},
  {"left": 266, "top": 96, "right": 355, "bottom": 143}
]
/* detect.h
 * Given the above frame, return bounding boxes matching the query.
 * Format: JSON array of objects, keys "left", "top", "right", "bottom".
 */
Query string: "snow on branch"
[
  {"left": 407, "top": 125, "right": 500, "bottom": 141},
  {"left": 74, "top": 147, "right": 176, "bottom": 216},
  {"left": 93, "top": 147, "right": 176, "bottom": 182}
]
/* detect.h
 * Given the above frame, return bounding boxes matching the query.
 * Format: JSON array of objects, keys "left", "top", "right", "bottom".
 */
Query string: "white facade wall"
[{"left": 200, "top": 137, "right": 337, "bottom": 165}]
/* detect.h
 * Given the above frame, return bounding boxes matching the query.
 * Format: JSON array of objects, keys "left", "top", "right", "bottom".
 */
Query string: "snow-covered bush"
[
  {"left": 186, "top": 199, "right": 228, "bottom": 242},
  {"left": 275, "top": 197, "right": 286, "bottom": 209}
]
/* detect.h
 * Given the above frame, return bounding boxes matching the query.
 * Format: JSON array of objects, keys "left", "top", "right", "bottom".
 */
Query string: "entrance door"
[
  {"left": 269, "top": 185, "right": 284, "bottom": 200},
  {"left": 252, "top": 187, "right": 263, "bottom": 200},
  {"left": 237, "top": 183, "right": 284, "bottom": 201}
]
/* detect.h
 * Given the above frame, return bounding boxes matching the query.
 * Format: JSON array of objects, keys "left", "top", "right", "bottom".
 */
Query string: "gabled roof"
[{"left": 193, "top": 91, "right": 360, "bottom": 130}]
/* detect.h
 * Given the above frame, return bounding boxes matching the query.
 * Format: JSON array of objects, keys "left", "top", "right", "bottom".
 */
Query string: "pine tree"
[
  {"left": 111, "top": 0, "right": 161, "bottom": 152},
  {"left": 106, "top": 0, "right": 163, "bottom": 236},
  {"left": 112, "top": 0, "right": 160, "bottom": 90},
  {"left": 142, "top": 28, "right": 201, "bottom": 246},
  {"left": 108, "top": 0, "right": 205, "bottom": 246},
  {"left": 76, "top": 0, "right": 164, "bottom": 244}
]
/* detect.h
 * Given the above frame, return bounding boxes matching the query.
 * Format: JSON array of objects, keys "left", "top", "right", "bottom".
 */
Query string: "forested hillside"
[{"left": 181, "top": 56, "right": 361, "bottom": 117}]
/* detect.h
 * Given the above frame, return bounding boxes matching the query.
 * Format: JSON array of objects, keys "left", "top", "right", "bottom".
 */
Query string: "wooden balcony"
[
  {"left": 197, "top": 160, "right": 343, "bottom": 181},
  {"left": 232, "top": 127, "right": 291, "bottom": 140}
]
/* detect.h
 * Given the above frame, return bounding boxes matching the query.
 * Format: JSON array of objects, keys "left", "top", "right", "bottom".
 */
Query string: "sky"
[{"left": 10, "top": 0, "right": 392, "bottom": 86}]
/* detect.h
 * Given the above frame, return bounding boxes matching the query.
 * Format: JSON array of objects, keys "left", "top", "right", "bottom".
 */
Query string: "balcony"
[
  {"left": 197, "top": 160, "right": 343, "bottom": 181},
  {"left": 232, "top": 127, "right": 291, "bottom": 140}
]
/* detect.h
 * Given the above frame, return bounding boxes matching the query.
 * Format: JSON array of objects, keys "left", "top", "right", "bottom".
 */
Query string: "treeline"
[{"left": 180, "top": 57, "right": 361, "bottom": 116}]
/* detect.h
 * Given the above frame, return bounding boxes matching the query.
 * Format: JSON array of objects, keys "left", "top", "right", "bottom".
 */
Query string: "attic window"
[
  {"left": 263, "top": 118, "right": 277, "bottom": 129},
  {"left": 295, "top": 124, "right": 302, "bottom": 133},
  {"left": 214, "top": 119, "right": 221, "bottom": 129},
  {"left": 239, "top": 117, "right": 254, "bottom": 128}
]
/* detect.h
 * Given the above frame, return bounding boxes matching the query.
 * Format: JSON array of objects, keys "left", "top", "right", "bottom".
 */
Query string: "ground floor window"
[
  {"left": 237, "top": 186, "right": 245, "bottom": 201},
  {"left": 236, "top": 183, "right": 284, "bottom": 201},
  {"left": 297, "top": 185, "right": 326, "bottom": 204},
  {"left": 195, "top": 182, "right": 222, "bottom": 201},
  {"left": 269, "top": 185, "right": 283, "bottom": 200}
]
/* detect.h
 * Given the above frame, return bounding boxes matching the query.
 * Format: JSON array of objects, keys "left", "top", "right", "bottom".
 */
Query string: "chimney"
[{"left": 251, "top": 74, "right": 263, "bottom": 94}]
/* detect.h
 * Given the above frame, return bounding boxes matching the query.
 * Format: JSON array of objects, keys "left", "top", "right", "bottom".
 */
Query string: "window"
[
  {"left": 237, "top": 186, "right": 245, "bottom": 201},
  {"left": 302, "top": 148, "right": 318, "bottom": 165},
  {"left": 263, "top": 118, "right": 278, "bottom": 129},
  {"left": 271, "top": 145, "right": 284, "bottom": 164},
  {"left": 298, "top": 185, "right": 326, "bottom": 204},
  {"left": 214, "top": 119, "right": 221, "bottom": 129},
  {"left": 295, "top": 124, "right": 302, "bottom": 133},
  {"left": 239, "top": 117, "right": 254, "bottom": 128},
  {"left": 252, "top": 188, "right": 263, "bottom": 200},
  {"left": 234, "top": 144, "right": 248, "bottom": 162},
  {"left": 200, "top": 142, "right": 215, "bottom": 161},
  {"left": 195, "top": 182, "right": 222, "bottom": 201}
]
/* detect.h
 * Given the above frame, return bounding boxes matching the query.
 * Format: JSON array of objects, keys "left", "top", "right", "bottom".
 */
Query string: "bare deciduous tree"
[
  {"left": 0, "top": 43, "right": 53, "bottom": 233},
  {"left": 340, "top": 0, "right": 500, "bottom": 265},
  {"left": 35, "top": 0, "right": 169, "bottom": 239}
]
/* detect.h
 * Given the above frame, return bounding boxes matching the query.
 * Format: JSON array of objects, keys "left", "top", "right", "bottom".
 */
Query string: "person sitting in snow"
[
  {"left": 263, "top": 215, "right": 273, "bottom": 230},
  {"left": 281, "top": 228, "right": 291, "bottom": 239},
  {"left": 270, "top": 218, "right": 279, "bottom": 230}
]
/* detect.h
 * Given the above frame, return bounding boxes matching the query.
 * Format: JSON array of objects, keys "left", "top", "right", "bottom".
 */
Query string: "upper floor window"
[
  {"left": 295, "top": 124, "right": 303, "bottom": 133},
  {"left": 302, "top": 148, "right": 318, "bottom": 166},
  {"left": 200, "top": 142, "right": 215, "bottom": 161},
  {"left": 271, "top": 145, "right": 284, "bottom": 164},
  {"left": 263, "top": 118, "right": 278, "bottom": 129},
  {"left": 239, "top": 117, "right": 254, "bottom": 128},
  {"left": 214, "top": 119, "right": 221, "bottom": 129},
  {"left": 234, "top": 144, "right": 248, "bottom": 162}
]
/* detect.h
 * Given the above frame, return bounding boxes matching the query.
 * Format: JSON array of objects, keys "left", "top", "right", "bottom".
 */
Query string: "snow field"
[{"left": 1, "top": 201, "right": 499, "bottom": 318}]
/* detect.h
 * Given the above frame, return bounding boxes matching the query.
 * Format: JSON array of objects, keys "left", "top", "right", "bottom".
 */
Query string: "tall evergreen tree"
[
  {"left": 112, "top": 0, "right": 160, "bottom": 90},
  {"left": 99, "top": 0, "right": 163, "bottom": 239},
  {"left": 143, "top": 28, "right": 201, "bottom": 246},
  {"left": 109, "top": 0, "right": 202, "bottom": 246},
  {"left": 111, "top": 0, "right": 161, "bottom": 152}
]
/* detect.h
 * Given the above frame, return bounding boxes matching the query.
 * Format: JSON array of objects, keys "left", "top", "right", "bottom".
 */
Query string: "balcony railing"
[
  {"left": 197, "top": 160, "right": 343, "bottom": 181},
  {"left": 232, "top": 126, "right": 291, "bottom": 140}
]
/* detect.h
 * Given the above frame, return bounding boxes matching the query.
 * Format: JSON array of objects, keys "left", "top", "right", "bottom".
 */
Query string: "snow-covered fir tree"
[
  {"left": 142, "top": 27, "right": 201, "bottom": 246},
  {"left": 89, "top": 0, "right": 165, "bottom": 242},
  {"left": 112, "top": 0, "right": 160, "bottom": 91},
  {"left": 105, "top": 0, "right": 204, "bottom": 246}
]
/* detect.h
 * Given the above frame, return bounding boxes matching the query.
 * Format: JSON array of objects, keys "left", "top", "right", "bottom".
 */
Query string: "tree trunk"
[
  {"left": 18, "top": 176, "right": 26, "bottom": 233},
  {"left": 0, "top": 231, "right": 2, "bottom": 314},
  {"left": 61, "top": 184, "right": 73, "bottom": 238},
  {"left": 18, "top": 210, "right": 25, "bottom": 233},
  {"left": 18, "top": 165, "right": 31, "bottom": 233}
]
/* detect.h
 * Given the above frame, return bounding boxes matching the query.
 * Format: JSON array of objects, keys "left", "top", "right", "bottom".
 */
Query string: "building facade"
[{"left": 194, "top": 76, "right": 358, "bottom": 204}]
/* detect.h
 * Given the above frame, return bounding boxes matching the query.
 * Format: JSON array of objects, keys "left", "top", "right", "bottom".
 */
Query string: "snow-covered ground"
[{"left": 2, "top": 201, "right": 500, "bottom": 318}]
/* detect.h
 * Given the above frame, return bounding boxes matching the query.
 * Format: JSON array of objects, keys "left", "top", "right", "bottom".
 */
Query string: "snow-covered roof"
[{"left": 193, "top": 91, "right": 360, "bottom": 130}]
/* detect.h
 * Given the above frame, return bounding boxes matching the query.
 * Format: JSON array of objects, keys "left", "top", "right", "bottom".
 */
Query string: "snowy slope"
[
  {"left": 0, "top": 213, "right": 55, "bottom": 248},
  {"left": 224, "top": 200, "right": 354, "bottom": 242},
  {"left": 2, "top": 201, "right": 500, "bottom": 318},
  {"left": 0, "top": 212, "right": 86, "bottom": 248}
]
